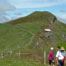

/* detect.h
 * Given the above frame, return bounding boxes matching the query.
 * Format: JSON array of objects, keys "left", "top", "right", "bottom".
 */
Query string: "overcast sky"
[{"left": 0, "top": 0, "right": 66, "bottom": 23}]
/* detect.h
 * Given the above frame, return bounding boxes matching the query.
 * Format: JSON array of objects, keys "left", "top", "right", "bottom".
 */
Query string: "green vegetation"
[
  {"left": 57, "top": 42, "right": 66, "bottom": 50},
  {"left": 0, "top": 59, "right": 44, "bottom": 66},
  {"left": 0, "top": 24, "right": 32, "bottom": 52},
  {"left": 0, "top": 11, "right": 66, "bottom": 66}
]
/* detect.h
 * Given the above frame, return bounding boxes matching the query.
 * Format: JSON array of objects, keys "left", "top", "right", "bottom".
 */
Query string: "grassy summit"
[{"left": 7, "top": 11, "right": 54, "bottom": 24}]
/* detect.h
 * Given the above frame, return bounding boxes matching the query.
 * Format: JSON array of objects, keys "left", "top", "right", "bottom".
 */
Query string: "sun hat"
[
  {"left": 60, "top": 47, "right": 65, "bottom": 50},
  {"left": 50, "top": 47, "right": 54, "bottom": 50}
]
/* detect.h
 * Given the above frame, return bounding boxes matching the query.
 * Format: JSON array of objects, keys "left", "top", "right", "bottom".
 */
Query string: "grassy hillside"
[
  {"left": 0, "top": 11, "right": 66, "bottom": 66},
  {"left": 0, "top": 24, "right": 32, "bottom": 52},
  {"left": 7, "top": 11, "right": 66, "bottom": 46},
  {"left": 0, "top": 58, "right": 44, "bottom": 66},
  {"left": 1, "top": 11, "right": 66, "bottom": 54}
]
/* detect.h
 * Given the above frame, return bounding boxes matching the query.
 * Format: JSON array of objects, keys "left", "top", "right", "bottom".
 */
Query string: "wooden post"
[
  {"left": 8, "top": 50, "right": 13, "bottom": 57},
  {"left": 44, "top": 51, "right": 46, "bottom": 65},
  {"left": 1, "top": 52, "right": 4, "bottom": 58},
  {"left": 18, "top": 51, "right": 21, "bottom": 59}
]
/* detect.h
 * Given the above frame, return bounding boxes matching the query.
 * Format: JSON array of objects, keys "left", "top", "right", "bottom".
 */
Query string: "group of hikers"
[{"left": 48, "top": 46, "right": 66, "bottom": 66}]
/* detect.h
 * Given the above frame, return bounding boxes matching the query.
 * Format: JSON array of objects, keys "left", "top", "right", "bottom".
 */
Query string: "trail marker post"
[
  {"left": 1, "top": 52, "right": 4, "bottom": 58},
  {"left": 44, "top": 51, "right": 46, "bottom": 65},
  {"left": 8, "top": 50, "right": 13, "bottom": 57},
  {"left": 18, "top": 51, "right": 21, "bottom": 59}
]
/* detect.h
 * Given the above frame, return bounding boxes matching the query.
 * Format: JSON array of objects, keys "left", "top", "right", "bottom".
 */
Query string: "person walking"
[
  {"left": 48, "top": 47, "right": 55, "bottom": 66},
  {"left": 56, "top": 47, "right": 66, "bottom": 66}
]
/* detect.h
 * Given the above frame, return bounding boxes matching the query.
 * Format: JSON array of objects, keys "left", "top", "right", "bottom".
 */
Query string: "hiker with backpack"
[
  {"left": 48, "top": 47, "right": 55, "bottom": 66},
  {"left": 56, "top": 47, "right": 66, "bottom": 66}
]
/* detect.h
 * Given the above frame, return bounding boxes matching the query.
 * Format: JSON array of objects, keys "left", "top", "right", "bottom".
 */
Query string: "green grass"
[
  {"left": 57, "top": 42, "right": 66, "bottom": 50},
  {"left": 0, "top": 58, "right": 44, "bottom": 66},
  {"left": 4, "top": 11, "right": 66, "bottom": 54},
  {"left": 17, "top": 21, "right": 41, "bottom": 34},
  {"left": 0, "top": 11, "right": 66, "bottom": 66},
  {"left": 0, "top": 24, "right": 32, "bottom": 52}
]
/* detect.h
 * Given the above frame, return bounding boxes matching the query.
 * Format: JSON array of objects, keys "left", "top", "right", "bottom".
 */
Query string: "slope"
[
  {"left": 0, "top": 11, "right": 66, "bottom": 58},
  {"left": 0, "top": 24, "right": 32, "bottom": 53},
  {"left": 6, "top": 11, "right": 66, "bottom": 56}
]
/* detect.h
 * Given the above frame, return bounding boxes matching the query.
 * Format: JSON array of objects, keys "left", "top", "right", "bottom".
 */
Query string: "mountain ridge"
[{"left": 6, "top": 11, "right": 57, "bottom": 25}]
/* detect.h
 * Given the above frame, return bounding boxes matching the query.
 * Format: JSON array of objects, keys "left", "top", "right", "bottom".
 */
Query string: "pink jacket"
[{"left": 48, "top": 50, "right": 54, "bottom": 60}]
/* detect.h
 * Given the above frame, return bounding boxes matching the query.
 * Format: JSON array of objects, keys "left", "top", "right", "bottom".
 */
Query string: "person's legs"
[
  {"left": 61, "top": 61, "right": 64, "bottom": 66},
  {"left": 53, "top": 65, "right": 55, "bottom": 66},
  {"left": 48, "top": 60, "right": 52, "bottom": 66},
  {"left": 52, "top": 63, "right": 55, "bottom": 66},
  {"left": 58, "top": 60, "right": 62, "bottom": 66},
  {"left": 52, "top": 60, "right": 55, "bottom": 66}
]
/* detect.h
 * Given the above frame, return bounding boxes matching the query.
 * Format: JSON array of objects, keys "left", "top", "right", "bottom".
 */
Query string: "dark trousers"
[
  {"left": 58, "top": 60, "right": 64, "bottom": 66},
  {"left": 49, "top": 60, "right": 55, "bottom": 65}
]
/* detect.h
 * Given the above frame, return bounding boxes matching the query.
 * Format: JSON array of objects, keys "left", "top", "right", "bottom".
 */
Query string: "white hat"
[
  {"left": 60, "top": 47, "right": 65, "bottom": 50},
  {"left": 50, "top": 47, "right": 54, "bottom": 50}
]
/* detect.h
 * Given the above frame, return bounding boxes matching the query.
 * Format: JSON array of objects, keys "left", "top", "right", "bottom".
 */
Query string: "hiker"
[
  {"left": 56, "top": 47, "right": 66, "bottom": 66},
  {"left": 48, "top": 47, "right": 55, "bottom": 66}
]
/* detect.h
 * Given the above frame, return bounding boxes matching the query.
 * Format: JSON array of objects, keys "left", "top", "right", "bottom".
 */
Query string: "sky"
[{"left": 0, "top": 0, "right": 66, "bottom": 24}]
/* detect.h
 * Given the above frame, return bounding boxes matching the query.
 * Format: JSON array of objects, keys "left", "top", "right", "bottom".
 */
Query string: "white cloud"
[
  {"left": 57, "top": 15, "right": 66, "bottom": 24},
  {"left": 60, "top": 10, "right": 66, "bottom": 13},
  {"left": 58, "top": 15, "right": 66, "bottom": 19},
  {"left": 0, "top": 0, "right": 16, "bottom": 11},
  {"left": 0, "top": 0, "right": 16, "bottom": 23},
  {"left": 9, "top": 0, "right": 66, "bottom": 8}
]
